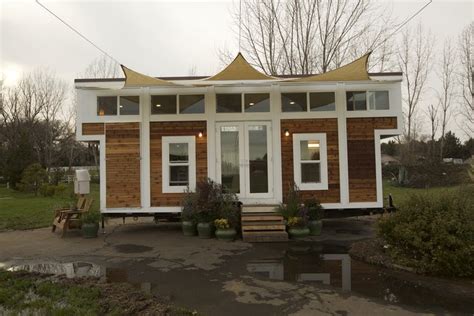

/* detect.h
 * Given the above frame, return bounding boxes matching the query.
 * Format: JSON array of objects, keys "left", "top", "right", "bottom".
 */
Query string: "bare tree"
[
  {"left": 457, "top": 22, "right": 473, "bottom": 136},
  {"left": 437, "top": 39, "right": 457, "bottom": 159},
  {"left": 0, "top": 68, "right": 69, "bottom": 184},
  {"left": 426, "top": 103, "right": 439, "bottom": 158},
  {"left": 226, "top": 0, "right": 397, "bottom": 75},
  {"left": 80, "top": 55, "right": 121, "bottom": 79},
  {"left": 398, "top": 23, "right": 433, "bottom": 143}
]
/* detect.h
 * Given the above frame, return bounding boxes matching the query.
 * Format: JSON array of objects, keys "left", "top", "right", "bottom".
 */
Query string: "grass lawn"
[
  {"left": 383, "top": 179, "right": 468, "bottom": 206},
  {"left": 0, "top": 183, "right": 100, "bottom": 231}
]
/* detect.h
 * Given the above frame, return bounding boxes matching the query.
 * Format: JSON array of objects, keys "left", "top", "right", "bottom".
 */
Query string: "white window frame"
[
  {"left": 293, "top": 133, "right": 328, "bottom": 191},
  {"left": 162, "top": 136, "right": 196, "bottom": 193}
]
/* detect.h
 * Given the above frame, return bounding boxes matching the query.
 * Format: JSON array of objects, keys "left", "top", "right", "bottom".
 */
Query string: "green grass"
[
  {"left": 0, "top": 183, "right": 100, "bottom": 231},
  {"left": 0, "top": 270, "right": 105, "bottom": 315},
  {"left": 383, "top": 179, "right": 469, "bottom": 206}
]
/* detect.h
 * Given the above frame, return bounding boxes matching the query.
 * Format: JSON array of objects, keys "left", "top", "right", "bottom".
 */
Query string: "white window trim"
[
  {"left": 162, "top": 136, "right": 196, "bottom": 193},
  {"left": 293, "top": 133, "right": 328, "bottom": 191}
]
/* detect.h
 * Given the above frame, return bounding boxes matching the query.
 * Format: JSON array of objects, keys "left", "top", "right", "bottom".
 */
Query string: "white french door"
[{"left": 216, "top": 121, "right": 273, "bottom": 201}]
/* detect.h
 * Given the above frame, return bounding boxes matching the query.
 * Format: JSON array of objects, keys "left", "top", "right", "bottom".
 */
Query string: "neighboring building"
[
  {"left": 381, "top": 154, "right": 399, "bottom": 166},
  {"left": 74, "top": 53, "right": 402, "bottom": 216}
]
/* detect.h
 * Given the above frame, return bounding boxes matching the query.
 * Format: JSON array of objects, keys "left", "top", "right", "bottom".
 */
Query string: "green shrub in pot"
[
  {"left": 81, "top": 210, "right": 101, "bottom": 238},
  {"left": 304, "top": 198, "right": 324, "bottom": 236},
  {"left": 181, "top": 189, "right": 197, "bottom": 236}
]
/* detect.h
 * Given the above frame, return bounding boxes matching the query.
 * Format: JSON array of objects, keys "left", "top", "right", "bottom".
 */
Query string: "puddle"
[
  {"left": 4, "top": 242, "right": 473, "bottom": 314},
  {"left": 114, "top": 244, "right": 153, "bottom": 253},
  {"left": 7, "top": 261, "right": 155, "bottom": 294},
  {"left": 245, "top": 242, "right": 474, "bottom": 313}
]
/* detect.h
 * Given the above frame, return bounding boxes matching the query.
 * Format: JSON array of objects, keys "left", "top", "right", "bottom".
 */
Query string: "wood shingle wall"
[
  {"left": 105, "top": 123, "right": 141, "bottom": 208},
  {"left": 346, "top": 117, "right": 397, "bottom": 202},
  {"left": 150, "top": 121, "right": 207, "bottom": 206},
  {"left": 280, "top": 119, "right": 340, "bottom": 203}
]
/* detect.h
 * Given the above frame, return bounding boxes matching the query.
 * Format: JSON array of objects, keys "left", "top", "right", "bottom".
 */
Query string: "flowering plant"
[
  {"left": 287, "top": 216, "right": 304, "bottom": 228},
  {"left": 214, "top": 218, "right": 230, "bottom": 229}
]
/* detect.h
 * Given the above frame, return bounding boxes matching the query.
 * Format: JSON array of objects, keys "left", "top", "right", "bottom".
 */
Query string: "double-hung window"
[
  {"left": 162, "top": 136, "right": 196, "bottom": 193},
  {"left": 293, "top": 133, "right": 328, "bottom": 190}
]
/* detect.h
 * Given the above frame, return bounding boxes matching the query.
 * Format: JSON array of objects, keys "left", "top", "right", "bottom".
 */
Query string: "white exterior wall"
[{"left": 75, "top": 78, "right": 403, "bottom": 213}]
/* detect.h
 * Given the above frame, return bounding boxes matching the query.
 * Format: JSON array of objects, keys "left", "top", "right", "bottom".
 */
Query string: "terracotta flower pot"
[
  {"left": 308, "top": 220, "right": 323, "bottom": 236},
  {"left": 182, "top": 221, "right": 197, "bottom": 236},
  {"left": 82, "top": 223, "right": 99, "bottom": 238},
  {"left": 288, "top": 227, "right": 310, "bottom": 239},
  {"left": 197, "top": 222, "right": 213, "bottom": 239},
  {"left": 215, "top": 228, "right": 237, "bottom": 241}
]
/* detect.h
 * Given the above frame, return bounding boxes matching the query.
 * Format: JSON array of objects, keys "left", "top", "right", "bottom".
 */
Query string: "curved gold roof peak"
[
  {"left": 121, "top": 65, "right": 177, "bottom": 87},
  {"left": 206, "top": 52, "right": 275, "bottom": 81},
  {"left": 292, "top": 52, "right": 371, "bottom": 82}
]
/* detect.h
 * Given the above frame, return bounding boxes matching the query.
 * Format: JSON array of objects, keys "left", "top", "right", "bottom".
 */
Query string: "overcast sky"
[{"left": 1, "top": 0, "right": 473, "bottom": 138}]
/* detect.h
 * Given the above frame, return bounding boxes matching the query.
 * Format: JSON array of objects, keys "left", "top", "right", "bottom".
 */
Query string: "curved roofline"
[{"left": 74, "top": 72, "right": 402, "bottom": 83}]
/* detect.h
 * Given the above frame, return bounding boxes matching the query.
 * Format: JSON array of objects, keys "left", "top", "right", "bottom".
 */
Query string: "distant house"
[
  {"left": 381, "top": 154, "right": 399, "bottom": 166},
  {"left": 443, "top": 158, "right": 464, "bottom": 165},
  {"left": 74, "top": 52, "right": 402, "bottom": 216}
]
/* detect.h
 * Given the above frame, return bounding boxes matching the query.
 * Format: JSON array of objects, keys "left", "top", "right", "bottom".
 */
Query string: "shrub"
[
  {"left": 214, "top": 218, "right": 230, "bottom": 230},
  {"left": 303, "top": 198, "right": 324, "bottom": 221},
  {"left": 81, "top": 210, "right": 101, "bottom": 224},
  {"left": 182, "top": 178, "right": 240, "bottom": 224},
  {"left": 276, "top": 183, "right": 301, "bottom": 220},
  {"left": 39, "top": 184, "right": 56, "bottom": 197},
  {"left": 19, "top": 163, "right": 48, "bottom": 196},
  {"left": 54, "top": 183, "right": 68, "bottom": 197},
  {"left": 377, "top": 186, "right": 474, "bottom": 278},
  {"left": 395, "top": 162, "right": 470, "bottom": 188}
]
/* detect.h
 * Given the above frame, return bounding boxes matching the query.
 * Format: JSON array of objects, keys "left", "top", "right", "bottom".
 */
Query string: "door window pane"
[
  {"left": 301, "top": 163, "right": 321, "bottom": 183},
  {"left": 151, "top": 95, "right": 177, "bottom": 114},
  {"left": 368, "top": 91, "right": 389, "bottom": 110},
  {"left": 220, "top": 127, "right": 240, "bottom": 193},
  {"left": 180, "top": 95, "right": 205, "bottom": 114},
  {"left": 249, "top": 125, "right": 268, "bottom": 193},
  {"left": 97, "top": 96, "right": 117, "bottom": 116},
  {"left": 170, "top": 166, "right": 189, "bottom": 186},
  {"left": 346, "top": 91, "right": 367, "bottom": 111},
  {"left": 119, "top": 96, "right": 139, "bottom": 115},
  {"left": 245, "top": 93, "right": 270, "bottom": 112},
  {"left": 216, "top": 94, "right": 241, "bottom": 113},
  {"left": 310, "top": 92, "right": 335, "bottom": 111},
  {"left": 300, "top": 140, "right": 320, "bottom": 160},
  {"left": 169, "top": 143, "right": 188, "bottom": 162},
  {"left": 281, "top": 93, "right": 307, "bottom": 112}
]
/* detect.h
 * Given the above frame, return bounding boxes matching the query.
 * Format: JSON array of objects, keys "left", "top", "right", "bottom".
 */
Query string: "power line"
[
  {"left": 35, "top": 0, "right": 121, "bottom": 65},
  {"left": 373, "top": 0, "right": 433, "bottom": 51}
]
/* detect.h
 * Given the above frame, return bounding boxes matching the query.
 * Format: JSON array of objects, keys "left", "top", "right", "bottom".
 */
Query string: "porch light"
[
  {"left": 119, "top": 105, "right": 123, "bottom": 108},
  {"left": 249, "top": 102, "right": 255, "bottom": 106},
  {"left": 289, "top": 101, "right": 295, "bottom": 105},
  {"left": 284, "top": 129, "right": 290, "bottom": 137},
  {"left": 198, "top": 131, "right": 204, "bottom": 138},
  {"left": 155, "top": 104, "right": 161, "bottom": 107}
]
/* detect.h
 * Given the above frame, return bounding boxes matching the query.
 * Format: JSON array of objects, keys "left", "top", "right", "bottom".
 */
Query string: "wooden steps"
[{"left": 241, "top": 212, "right": 288, "bottom": 242}]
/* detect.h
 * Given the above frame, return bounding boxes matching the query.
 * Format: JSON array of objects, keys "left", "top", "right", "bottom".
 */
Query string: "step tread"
[
  {"left": 242, "top": 216, "right": 283, "bottom": 221},
  {"left": 242, "top": 220, "right": 285, "bottom": 226}
]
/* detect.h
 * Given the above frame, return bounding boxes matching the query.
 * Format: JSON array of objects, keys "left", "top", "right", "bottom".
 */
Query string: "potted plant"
[
  {"left": 304, "top": 198, "right": 324, "bottom": 236},
  {"left": 194, "top": 179, "right": 221, "bottom": 238},
  {"left": 81, "top": 210, "right": 101, "bottom": 238},
  {"left": 287, "top": 216, "right": 310, "bottom": 239},
  {"left": 275, "top": 183, "right": 301, "bottom": 223},
  {"left": 181, "top": 189, "right": 197, "bottom": 236},
  {"left": 214, "top": 218, "right": 237, "bottom": 241}
]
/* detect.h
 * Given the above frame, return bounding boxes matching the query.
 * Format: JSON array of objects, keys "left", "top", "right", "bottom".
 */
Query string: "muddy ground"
[{"left": 1, "top": 217, "right": 473, "bottom": 315}]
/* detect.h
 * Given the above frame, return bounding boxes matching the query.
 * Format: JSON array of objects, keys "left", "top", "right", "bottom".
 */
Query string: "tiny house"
[{"left": 75, "top": 53, "right": 402, "bottom": 219}]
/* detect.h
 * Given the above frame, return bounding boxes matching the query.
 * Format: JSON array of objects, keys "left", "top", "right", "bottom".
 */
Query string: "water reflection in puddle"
[
  {"left": 246, "top": 243, "right": 473, "bottom": 312},
  {"left": 247, "top": 250, "right": 351, "bottom": 292},
  {"left": 8, "top": 262, "right": 154, "bottom": 294}
]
